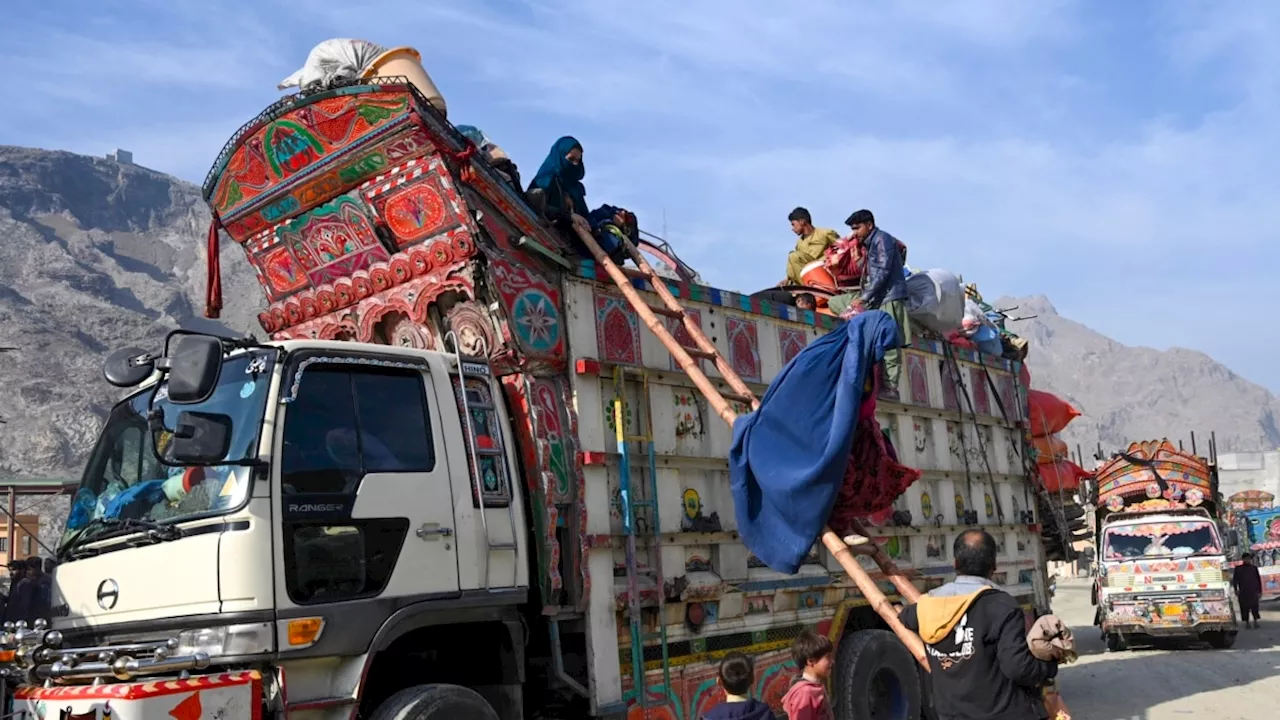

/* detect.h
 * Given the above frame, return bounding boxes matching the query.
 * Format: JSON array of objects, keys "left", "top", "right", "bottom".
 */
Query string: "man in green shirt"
[{"left": 782, "top": 207, "right": 840, "bottom": 286}]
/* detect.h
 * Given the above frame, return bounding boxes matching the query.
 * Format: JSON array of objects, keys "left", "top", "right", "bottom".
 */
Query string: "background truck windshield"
[
  {"left": 61, "top": 352, "right": 273, "bottom": 546},
  {"left": 1103, "top": 520, "right": 1221, "bottom": 560}
]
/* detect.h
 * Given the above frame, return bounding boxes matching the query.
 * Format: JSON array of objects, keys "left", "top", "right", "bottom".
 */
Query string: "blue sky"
[{"left": 3, "top": 0, "right": 1278, "bottom": 392}]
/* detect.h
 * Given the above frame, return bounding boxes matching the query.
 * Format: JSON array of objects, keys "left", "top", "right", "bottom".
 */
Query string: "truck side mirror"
[
  {"left": 1229, "top": 529, "right": 1241, "bottom": 548},
  {"left": 162, "top": 411, "right": 233, "bottom": 465},
  {"left": 167, "top": 335, "right": 223, "bottom": 404}
]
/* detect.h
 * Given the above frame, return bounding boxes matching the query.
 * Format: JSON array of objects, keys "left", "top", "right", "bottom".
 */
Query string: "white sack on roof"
[
  {"left": 906, "top": 268, "right": 964, "bottom": 335},
  {"left": 278, "top": 39, "right": 388, "bottom": 93}
]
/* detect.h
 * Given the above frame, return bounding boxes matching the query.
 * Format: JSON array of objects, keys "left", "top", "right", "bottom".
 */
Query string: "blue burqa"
[{"left": 729, "top": 311, "right": 900, "bottom": 574}]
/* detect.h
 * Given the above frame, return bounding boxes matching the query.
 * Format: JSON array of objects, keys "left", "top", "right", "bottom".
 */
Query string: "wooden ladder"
[{"left": 571, "top": 218, "right": 930, "bottom": 668}]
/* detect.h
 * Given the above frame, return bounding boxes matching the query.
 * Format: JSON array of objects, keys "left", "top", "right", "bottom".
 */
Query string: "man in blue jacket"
[{"left": 842, "top": 209, "right": 909, "bottom": 400}]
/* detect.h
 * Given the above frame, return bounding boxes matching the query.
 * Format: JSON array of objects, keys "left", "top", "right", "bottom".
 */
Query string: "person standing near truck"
[
  {"left": 900, "top": 529, "right": 1059, "bottom": 720},
  {"left": 1234, "top": 552, "right": 1263, "bottom": 628}
]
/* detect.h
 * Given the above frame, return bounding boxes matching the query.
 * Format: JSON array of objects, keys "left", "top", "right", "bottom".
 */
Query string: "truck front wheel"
[
  {"left": 832, "top": 629, "right": 922, "bottom": 720},
  {"left": 370, "top": 684, "right": 499, "bottom": 720},
  {"left": 1105, "top": 633, "right": 1127, "bottom": 652}
]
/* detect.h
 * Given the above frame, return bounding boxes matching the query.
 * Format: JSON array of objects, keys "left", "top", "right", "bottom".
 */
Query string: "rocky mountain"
[
  {"left": 0, "top": 146, "right": 260, "bottom": 478},
  {"left": 999, "top": 295, "right": 1280, "bottom": 462},
  {"left": 2, "top": 146, "right": 1278, "bottom": 481}
]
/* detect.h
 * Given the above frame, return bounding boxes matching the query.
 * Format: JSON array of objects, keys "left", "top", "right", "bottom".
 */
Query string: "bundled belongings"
[
  {"left": 965, "top": 283, "right": 1030, "bottom": 361},
  {"left": 1038, "top": 460, "right": 1090, "bottom": 494},
  {"left": 1027, "top": 614, "right": 1078, "bottom": 664},
  {"left": 904, "top": 268, "right": 964, "bottom": 335},
  {"left": 729, "top": 312, "right": 921, "bottom": 573},
  {"left": 1032, "top": 435, "right": 1069, "bottom": 463},
  {"left": 956, "top": 297, "right": 1003, "bottom": 357},
  {"left": 279, "top": 40, "right": 448, "bottom": 115},
  {"left": 1028, "top": 390, "right": 1080, "bottom": 437}
]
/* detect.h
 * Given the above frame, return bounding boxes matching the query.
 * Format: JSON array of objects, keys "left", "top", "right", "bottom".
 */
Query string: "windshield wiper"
[{"left": 60, "top": 517, "right": 184, "bottom": 559}]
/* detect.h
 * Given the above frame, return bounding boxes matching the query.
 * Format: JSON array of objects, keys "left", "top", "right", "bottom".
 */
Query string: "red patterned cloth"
[
  {"left": 827, "top": 383, "right": 922, "bottom": 536},
  {"left": 825, "top": 235, "right": 864, "bottom": 285}
]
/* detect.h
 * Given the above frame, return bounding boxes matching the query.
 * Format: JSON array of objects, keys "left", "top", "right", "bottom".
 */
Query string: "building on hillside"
[
  {"left": 0, "top": 478, "right": 74, "bottom": 579},
  {"left": 1, "top": 514, "right": 42, "bottom": 565},
  {"left": 1217, "top": 451, "right": 1280, "bottom": 499},
  {"left": 107, "top": 149, "right": 134, "bottom": 165}
]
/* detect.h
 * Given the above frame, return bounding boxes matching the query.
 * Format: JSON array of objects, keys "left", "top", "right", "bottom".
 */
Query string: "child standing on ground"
[
  {"left": 781, "top": 630, "right": 835, "bottom": 720},
  {"left": 701, "top": 652, "right": 774, "bottom": 720}
]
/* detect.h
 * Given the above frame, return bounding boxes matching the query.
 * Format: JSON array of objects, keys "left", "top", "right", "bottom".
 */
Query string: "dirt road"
[{"left": 1052, "top": 578, "right": 1280, "bottom": 720}]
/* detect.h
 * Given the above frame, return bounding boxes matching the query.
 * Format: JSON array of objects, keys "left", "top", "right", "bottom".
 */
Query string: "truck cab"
[
  {"left": 1090, "top": 439, "right": 1238, "bottom": 652},
  {"left": 1096, "top": 507, "right": 1235, "bottom": 648},
  {"left": 25, "top": 335, "right": 530, "bottom": 719},
  {"left": 1239, "top": 507, "right": 1280, "bottom": 599}
]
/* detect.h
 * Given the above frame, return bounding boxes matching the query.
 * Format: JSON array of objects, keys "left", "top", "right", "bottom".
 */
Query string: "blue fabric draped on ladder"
[{"left": 728, "top": 311, "right": 900, "bottom": 574}]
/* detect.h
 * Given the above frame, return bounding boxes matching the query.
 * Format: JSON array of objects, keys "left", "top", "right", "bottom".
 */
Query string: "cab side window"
[
  {"left": 279, "top": 364, "right": 435, "bottom": 605},
  {"left": 281, "top": 367, "right": 435, "bottom": 495}
]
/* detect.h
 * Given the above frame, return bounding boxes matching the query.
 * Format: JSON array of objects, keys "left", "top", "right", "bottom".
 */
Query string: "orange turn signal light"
[{"left": 287, "top": 618, "right": 324, "bottom": 647}]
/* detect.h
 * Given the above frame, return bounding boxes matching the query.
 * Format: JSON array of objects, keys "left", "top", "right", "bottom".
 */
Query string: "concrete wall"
[{"left": 1218, "top": 451, "right": 1280, "bottom": 500}]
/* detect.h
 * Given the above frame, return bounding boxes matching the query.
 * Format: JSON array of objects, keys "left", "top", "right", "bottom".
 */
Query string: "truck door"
[{"left": 277, "top": 359, "right": 460, "bottom": 606}]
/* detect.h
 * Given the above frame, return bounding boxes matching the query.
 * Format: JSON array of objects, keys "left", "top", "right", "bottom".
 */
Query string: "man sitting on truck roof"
[{"left": 781, "top": 207, "right": 839, "bottom": 287}]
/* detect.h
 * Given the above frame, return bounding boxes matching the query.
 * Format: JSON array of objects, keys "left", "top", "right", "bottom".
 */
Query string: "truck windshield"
[
  {"left": 60, "top": 351, "right": 273, "bottom": 550},
  {"left": 1103, "top": 520, "right": 1221, "bottom": 560}
]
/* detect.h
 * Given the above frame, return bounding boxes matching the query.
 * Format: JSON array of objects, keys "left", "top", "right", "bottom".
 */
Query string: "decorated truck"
[
  {"left": 2, "top": 61, "right": 1065, "bottom": 720},
  {"left": 1237, "top": 505, "right": 1280, "bottom": 600},
  {"left": 1090, "top": 440, "right": 1238, "bottom": 651}
]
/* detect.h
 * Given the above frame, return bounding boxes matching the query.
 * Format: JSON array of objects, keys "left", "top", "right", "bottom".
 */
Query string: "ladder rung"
[
  {"left": 488, "top": 542, "right": 519, "bottom": 550},
  {"left": 685, "top": 348, "right": 716, "bottom": 360},
  {"left": 623, "top": 435, "right": 652, "bottom": 442},
  {"left": 647, "top": 305, "right": 684, "bottom": 319},
  {"left": 620, "top": 266, "right": 650, "bottom": 280},
  {"left": 721, "top": 391, "right": 755, "bottom": 404}
]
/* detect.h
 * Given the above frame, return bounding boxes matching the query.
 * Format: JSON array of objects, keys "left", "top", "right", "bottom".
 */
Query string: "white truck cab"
[{"left": 12, "top": 334, "right": 529, "bottom": 719}]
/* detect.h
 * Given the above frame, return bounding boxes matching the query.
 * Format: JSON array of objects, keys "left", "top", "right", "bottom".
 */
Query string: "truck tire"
[
  {"left": 1205, "top": 630, "right": 1237, "bottom": 649},
  {"left": 833, "top": 629, "right": 922, "bottom": 720},
  {"left": 1105, "top": 633, "right": 1127, "bottom": 652},
  {"left": 369, "top": 684, "right": 499, "bottom": 720}
]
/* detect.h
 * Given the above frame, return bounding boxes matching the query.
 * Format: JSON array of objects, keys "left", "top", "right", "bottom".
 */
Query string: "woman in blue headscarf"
[
  {"left": 527, "top": 136, "right": 587, "bottom": 221},
  {"left": 526, "top": 136, "right": 632, "bottom": 264}
]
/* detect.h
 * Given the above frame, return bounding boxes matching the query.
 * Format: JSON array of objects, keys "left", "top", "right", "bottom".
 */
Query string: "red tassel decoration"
[
  {"left": 205, "top": 211, "right": 224, "bottom": 319},
  {"left": 452, "top": 138, "right": 479, "bottom": 183}
]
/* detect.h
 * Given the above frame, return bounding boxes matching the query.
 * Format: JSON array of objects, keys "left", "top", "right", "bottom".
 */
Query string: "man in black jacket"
[
  {"left": 1233, "top": 553, "right": 1263, "bottom": 629},
  {"left": 900, "top": 529, "right": 1058, "bottom": 720}
]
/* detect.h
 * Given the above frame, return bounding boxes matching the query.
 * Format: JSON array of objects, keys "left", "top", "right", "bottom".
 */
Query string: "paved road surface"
[{"left": 1052, "top": 578, "right": 1280, "bottom": 720}]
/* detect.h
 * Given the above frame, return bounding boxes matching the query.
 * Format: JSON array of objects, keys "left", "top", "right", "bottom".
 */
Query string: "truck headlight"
[{"left": 174, "top": 623, "right": 273, "bottom": 658}]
